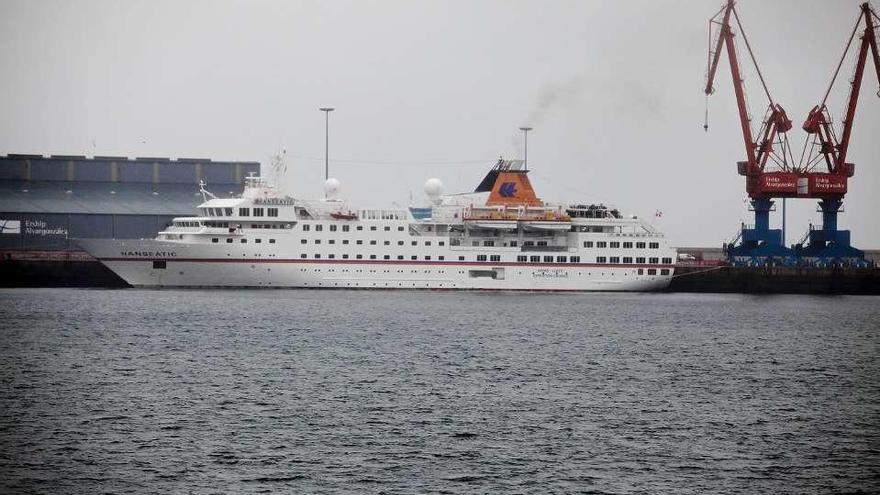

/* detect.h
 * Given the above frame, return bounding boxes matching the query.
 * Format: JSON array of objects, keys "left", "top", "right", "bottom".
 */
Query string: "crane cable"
[
  {"left": 821, "top": 10, "right": 864, "bottom": 107},
  {"left": 731, "top": 7, "right": 773, "bottom": 105}
]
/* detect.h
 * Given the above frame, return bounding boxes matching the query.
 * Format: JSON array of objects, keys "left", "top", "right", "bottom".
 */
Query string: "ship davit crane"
[{"left": 703, "top": 0, "right": 879, "bottom": 267}]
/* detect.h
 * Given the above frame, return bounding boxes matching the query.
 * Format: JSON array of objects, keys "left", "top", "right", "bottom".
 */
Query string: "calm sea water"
[{"left": 0, "top": 289, "right": 878, "bottom": 494}]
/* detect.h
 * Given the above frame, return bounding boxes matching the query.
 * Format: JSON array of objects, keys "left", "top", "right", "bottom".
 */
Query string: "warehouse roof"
[{"left": 0, "top": 180, "right": 238, "bottom": 215}]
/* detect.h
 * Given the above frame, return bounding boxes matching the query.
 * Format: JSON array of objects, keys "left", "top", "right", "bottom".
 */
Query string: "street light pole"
[
  {"left": 519, "top": 126, "right": 533, "bottom": 169},
  {"left": 319, "top": 107, "right": 334, "bottom": 181}
]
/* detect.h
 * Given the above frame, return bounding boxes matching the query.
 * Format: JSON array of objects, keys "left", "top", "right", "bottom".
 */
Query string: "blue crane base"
[
  {"left": 792, "top": 198, "right": 869, "bottom": 267},
  {"left": 726, "top": 198, "right": 869, "bottom": 267}
]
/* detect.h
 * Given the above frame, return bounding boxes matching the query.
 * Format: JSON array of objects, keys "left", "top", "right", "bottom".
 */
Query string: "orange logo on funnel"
[{"left": 487, "top": 172, "right": 542, "bottom": 206}]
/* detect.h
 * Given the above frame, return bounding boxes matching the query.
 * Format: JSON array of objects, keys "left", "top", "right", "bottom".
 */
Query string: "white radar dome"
[
  {"left": 424, "top": 178, "right": 444, "bottom": 204},
  {"left": 324, "top": 178, "right": 341, "bottom": 199}
]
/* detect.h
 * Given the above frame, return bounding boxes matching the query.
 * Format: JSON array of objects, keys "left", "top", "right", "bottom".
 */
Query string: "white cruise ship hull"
[{"left": 77, "top": 239, "right": 673, "bottom": 291}]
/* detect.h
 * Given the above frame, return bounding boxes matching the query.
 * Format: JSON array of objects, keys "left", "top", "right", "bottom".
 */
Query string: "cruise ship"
[{"left": 77, "top": 159, "right": 677, "bottom": 290}]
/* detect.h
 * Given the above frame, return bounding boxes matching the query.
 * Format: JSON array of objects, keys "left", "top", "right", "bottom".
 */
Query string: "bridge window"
[
  {"left": 636, "top": 242, "right": 646, "bottom": 249},
  {"left": 267, "top": 208, "right": 278, "bottom": 217},
  {"left": 225, "top": 208, "right": 233, "bottom": 216},
  {"left": 239, "top": 208, "right": 250, "bottom": 216},
  {"left": 649, "top": 242, "right": 660, "bottom": 249},
  {"left": 253, "top": 208, "right": 264, "bottom": 217}
]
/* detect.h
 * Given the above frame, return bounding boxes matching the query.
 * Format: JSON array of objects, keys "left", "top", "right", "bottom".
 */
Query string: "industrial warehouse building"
[{"left": 0, "top": 154, "right": 259, "bottom": 252}]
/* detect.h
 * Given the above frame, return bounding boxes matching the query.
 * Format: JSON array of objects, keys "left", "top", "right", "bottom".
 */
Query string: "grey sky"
[{"left": 1, "top": 0, "right": 878, "bottom": 247}]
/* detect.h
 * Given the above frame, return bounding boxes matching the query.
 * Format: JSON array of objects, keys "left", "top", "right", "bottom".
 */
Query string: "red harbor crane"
[{"left": 703, "top": 0, "right": 879, "bottom": 266}]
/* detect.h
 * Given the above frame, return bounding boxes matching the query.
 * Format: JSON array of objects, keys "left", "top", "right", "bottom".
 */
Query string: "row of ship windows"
[
  {"left": 205, "top": 208, "right": 281, "bottom": 217},
  {"left": 288, "top": 253, "right": 673, "bottom": 264},
  {"left": 207, "top": 237, "right": 673, "bottom": 265},
  {"left": 213, "top": 238, "right": 277, "bottom": 244},
  {"left": 299, "top": 239, "right": 448, "bottom": 246},
  {"left": 302, "top": 224, "right": 403, "bottom": 232},
  {"left": 585, "top": 241, "right": 660, "bottom": 249},
  {"left": 287, "top": 238, "right": 665, "bottom": 249}
]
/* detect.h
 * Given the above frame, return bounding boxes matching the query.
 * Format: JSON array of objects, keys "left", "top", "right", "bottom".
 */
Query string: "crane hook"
[{"left": 704, "top": 94, "right": 710, "bottom": 131}]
